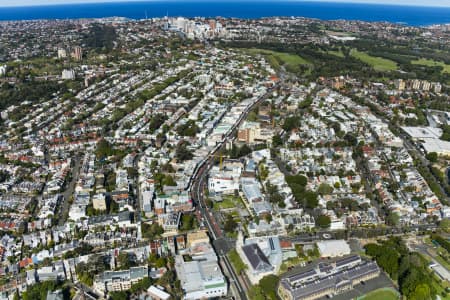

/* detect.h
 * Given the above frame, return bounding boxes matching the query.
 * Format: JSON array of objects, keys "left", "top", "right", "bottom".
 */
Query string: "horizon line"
[{"left": 1, "top": 0, "right": 450, "bottom": 9}]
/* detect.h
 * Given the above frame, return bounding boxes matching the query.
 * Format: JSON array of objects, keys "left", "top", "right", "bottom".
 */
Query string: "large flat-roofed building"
[
  {"left": 186, "top": 230, "right": 209, "bottom": 248},
  {"left": 401, "top": 126, "right": 450, "bottom": 156},
  {"left": 237, "top": 121, "right": 274, "bottom": 144},
  {"left": 278, "top": 255, "right": 380, "bottom": 300},
  {"left": 175, "top": 240, "right": 227, "bottom": 299},
  {"left": 175, "top": 257, "right": 227, "bottom": 299}
]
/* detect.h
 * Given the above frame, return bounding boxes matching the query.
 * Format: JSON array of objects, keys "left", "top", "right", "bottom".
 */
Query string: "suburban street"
[
  {"left": 58, "top": 155, "right": 81, "bottom": 226},
  {"left": 189, "top": 84, "right": 279, "bottom": 299}
]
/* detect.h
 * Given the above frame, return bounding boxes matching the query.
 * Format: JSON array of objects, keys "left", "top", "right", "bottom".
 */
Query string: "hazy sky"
[{"left": 0, "top": 0, "right": 449, "bottom": 7}]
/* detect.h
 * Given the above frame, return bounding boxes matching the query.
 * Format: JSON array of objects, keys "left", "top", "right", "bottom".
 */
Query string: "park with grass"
[
  {"left": 328, "top": 50, "right": 345, "bottom": 58},
  {"left": 412, "top": 58, "right": 450, "bottom": 74},
  {"left": 213, "top": 196, "right": 236, "bottom": 210},
  {"left": 212, "top": 194, "right": 245, "bottom": 210},
  {"left": 244, "top": 48, "right": 310, "bottom": 71},
  {"left": 350, "top": 49, "right": 398, "bottom": 72},
  {"left": 359, "top": 288, "right": 400, "bottom": 300}
]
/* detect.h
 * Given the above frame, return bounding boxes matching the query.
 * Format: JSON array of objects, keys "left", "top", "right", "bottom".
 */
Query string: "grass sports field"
[
  {"left": 244, "top": 48, "right": 310, "bottom": 70},
  {"left": 350, "top": 49, "right": 397, "bottom": 71},
  {"left": 411, "top": 58, "right": 450, "bottom": 74}
]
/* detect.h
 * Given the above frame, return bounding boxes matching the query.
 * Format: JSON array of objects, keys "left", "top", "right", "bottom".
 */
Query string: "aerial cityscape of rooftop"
[{"left": 0, "top": 1, "right": 449, "bottom": 300}]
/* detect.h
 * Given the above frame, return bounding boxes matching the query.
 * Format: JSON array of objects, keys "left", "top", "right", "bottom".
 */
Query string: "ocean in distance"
[{"left": 0, "top": 1, "right": 450, "bottom": 26}]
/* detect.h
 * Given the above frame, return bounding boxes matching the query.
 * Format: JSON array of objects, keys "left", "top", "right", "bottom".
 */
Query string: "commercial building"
[
  {"left": 237, "top": 121, "right": 274, "bottom": 144},
  {"left": 238, "top": 121, "right": 260, "bottom": 144},
  {"left": 278, "top": 255, "right": 380, "bottom": 300},
  {"left": 208, "top": 161, "right": 242, "bottom": 194},
  {"left": 175, "top": 237, "right": 227, "bottom": 299},
  {"left": 401, "top": 126, "right": 450, "bottom": 156},
  {"left": 186, "top": 230, "right": 210, "bottom": 248}
]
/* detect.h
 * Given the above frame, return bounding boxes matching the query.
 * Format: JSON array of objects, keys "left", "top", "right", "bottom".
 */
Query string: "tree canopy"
[
  {"left": 315, "top": 215, "right": 331, "bottom": 228},
  {"left": 83, "top": 23, "right": 117, "bottom": 51},
  {"left": 365, "top": 237, "right": 436, "bottom": 299},
  {"left": 175, "top": 143, "right": 193, "bottom": 162}
]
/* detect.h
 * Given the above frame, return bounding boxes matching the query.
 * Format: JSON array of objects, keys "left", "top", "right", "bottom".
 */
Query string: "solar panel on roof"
[
  {"left": 335, "top": 255, "right": 360, "bottom": 267},
  {"left": 269, "top": 238, "right": 275, "bottom": 251},
  {"left": 289, "top": 269, "right": 317, "bottom": 284}
]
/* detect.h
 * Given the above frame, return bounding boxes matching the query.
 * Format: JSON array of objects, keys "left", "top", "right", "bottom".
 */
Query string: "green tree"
[
  {"left": 285, "top": 175, "right": 307, "bottom": 187},
  {"left": 95, "top": 138, "right": 114, "bottom": 159},
  {"left": 259, "top": 275, "right": 279, "bottom": 299},
  {"left": 130, "top": 277, "right": 152, "bottom": 294},
  {"left": 259, "top": 164, "right": 269, "bottom": 181},
  {"left": 326, "top": 201, "right": 336, "bottom": 210},
  {"left": 142, "top": 222, "right": 164, "bottom": 240},
  {"left": 163, "top": 175, "right": 177, "bottom": 186},
  {"left": 158, "top": 270, "right": 176, "bottom": 288},
  {"left": 83, "top": 24, "right": 117, "bottom": 51},
  {"left": 155, "top": 257, "right": 167, "bottom": 268},
  {"left": 317, "top": 183, "right": 333, "bottom": 195},
  {"left": 181, "top": 214, "right": 197, "bottom": 231},
  {"left": 344, "top": 132, "right": 358, "bottom": 146},
  {"left": 272, "top": 134, "right": 283, "bottom": 147},
  {"left": 410, "top": 284, "right": 431, "bottom": 300},
  {"left": 386, "top": 211, "right": 400, "bottom": 227},
  {"left": 282, "top": 116, "right": 300, "bottom": 131},
  {"left": 175, "top": 143, "right": 193, "bottom": 162},
  {"left": 426, "top": 152, "right": 438, "bottom": 163},
  {"left": 315, "top": 215, "right": 331, "bottom": 228},
  {"left": 22, "top": 281, "right": 68, "bottom": 300},
  {"left": 109, "top": 291, "right": 128, "bottom": 300},
  {"left": 176, "top": 120, "right": 199, "bottom": 137},
  {"left": 248, "top": 285, "right": 266, "bottom": 300},
  {"left": 440, "top": 218, "right": 450, "bottom": 232},
  {"left": 117, "top": 252, "right": 132, "bottom": 270},
  {"left": 224, "top": 214, "right": 238, "bottom": 233},
  {"left": 305, "top": 191, "right": 318, "bottom": 208},
  {"left": 248, "top": 111, "right": 258, "bottom": 121}
]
